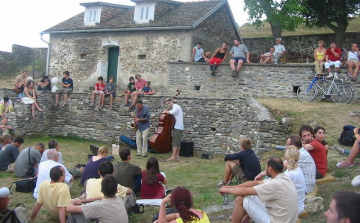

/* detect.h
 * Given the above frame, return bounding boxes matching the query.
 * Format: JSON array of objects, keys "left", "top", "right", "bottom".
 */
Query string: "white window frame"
[
  {"left": 84, "top": 6, "right": 102, "bottom": 26},
  {"left": 134, "top": 2, "right": 155, "bottom": 24}
]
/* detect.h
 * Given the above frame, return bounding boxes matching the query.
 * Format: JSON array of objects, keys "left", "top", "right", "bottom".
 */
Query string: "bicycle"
[{"left": 297, "top": 71, "right": 354, "bottom": 104}]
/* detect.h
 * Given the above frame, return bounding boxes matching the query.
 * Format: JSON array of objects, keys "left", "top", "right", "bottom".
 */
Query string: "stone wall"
[
  {"left": 167, "top": 62, "right": 358, "bottom": 99},
  {"left": 0, "top": 45, "right": 47, "bottom": 76},
  {"left": 0, "top": 88, "right": 291, "bottom": 156},
  {"left": 242, "top": 33, "right": 360, "bottom": 63}
]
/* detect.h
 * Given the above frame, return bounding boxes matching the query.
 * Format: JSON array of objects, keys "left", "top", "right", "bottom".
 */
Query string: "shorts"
[
  {"left": 324, "top": 60, "right": 341, "bottom": 69},
  {"left": 172, "top": 129, "right": 183, "bottom": 148},
  {"left": 232, "top": 57, "right": 246, "bottom": 63},
  {"left": 196, "top": 58, "right": 206, "bottom": 62},
  {"left": 56, "top": 88, "right": 73, "bottom": 94},
  {"left": 93, "top": 90, "right": 104, "bottom": 94},
  {"left": 243, "top": 196, "right": 270, "bottom": 223},
  {"left": 347, "top": 59, "right": 360, "bottom": 64},
  {"left": 104, "top": 92, "right": 116, "bottom": 96},
  {"left": 231, "top": 164, "right": 246, "bottom": 182}
]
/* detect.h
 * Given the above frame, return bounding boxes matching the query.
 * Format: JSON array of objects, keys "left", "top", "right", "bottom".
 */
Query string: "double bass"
[{"left": 149, "top": 90, "right": 180, "bottom": 153}]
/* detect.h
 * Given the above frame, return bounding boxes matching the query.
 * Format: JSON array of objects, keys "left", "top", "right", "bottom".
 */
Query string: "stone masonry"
[{"left": 0, "top": 88, "right": 291, "bottom": 156}]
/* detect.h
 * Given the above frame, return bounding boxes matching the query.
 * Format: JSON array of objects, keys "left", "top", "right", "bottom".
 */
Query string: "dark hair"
[
  {"left": 144, "top": 157, "right": 160, "bottom": 185},
  {"left": 101, "top": 175, "right": 118, "bottom": 197},
  {"left": 330, "top": 41, "right": 337, "bottom": 45},
  {"left": 109, "top": 77, "right": 115, "bottom": 81},
  {"left": 332, "top": 191, "right": 360, "bottom": 223},
  {"left": 13, "top": 136, "right": 24, "bottom": 144},
  {"left": 299, "top": 125, "right": 314, "bottom": 137},
  {"left": 3, "top": 96, "right": 9, "bottom": 102},
  {"left": 26, "top": 80, "right": 34, "bottom": 88},
  {"left": 119, "top": 148, "right": 130, "bottom": 161},
  {"left": 146, "top": 81, "right": 151, "bottom": 85},
  {"left": 267, "top": 157, "right": 283, "bottom": 173},
  {"left": 197, "top": 42, "right": 202, "bottom": 45},
  {"left": 135, "top": 99, "right": 142, "bottom": 104},
  {"left": 63, "top": 71, "right": 70, "bottom": 76},
  {"left": 129, "top": 77, "right": 135, "bottom": 81},
  {"left": 171, "top": 187, "right": 199, "bottom": 223},
  {"left": 35, "top": 143, "right": 45, "bottom": 151},
  {"left": 98, "top": 161, "right": 114, "bottom": 177},
  {"left": 50, "top": 166, "right": 63, "bottom": 182},
  {"left": 22, "top": 70, "right": 28, "bottom": 73},
  {"left": 42, "top": 76, "right": 49, "bottom": 80},
  {"left": 98, "top": 76, "right": 103, "bottom": 81},
  {"left": 314, "top": 126, "right": 325, "bottom": 134},
  {"left": 135, "top": 74, "right": 141, "bottom": 78},
  {"left": 48, "top": 139, "right": 58, "bottom": 149},
  {"left": 289, "top": 135, "right": 302, "bottom": 149}
]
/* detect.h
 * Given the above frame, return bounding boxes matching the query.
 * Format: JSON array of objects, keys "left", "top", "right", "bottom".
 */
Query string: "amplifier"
[{"left": 180, "top": 141, "right": 194, "bottom": 157}]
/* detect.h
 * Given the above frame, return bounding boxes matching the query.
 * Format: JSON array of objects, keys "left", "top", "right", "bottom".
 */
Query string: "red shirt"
[
  {"left": 95, "top": 82, "right": 105, "bottom": 91},
  {"left": 135, "top": 79, "right": 147, "bottom": 90},
  {"left": 141, "top": 171, "right": 165, "bottom": 199},
  {"left": 308, "top": 139, "right": 327, "bottom": 176},
  {"left": 326, "top": 47, "right": 342, "bottom": 61}
]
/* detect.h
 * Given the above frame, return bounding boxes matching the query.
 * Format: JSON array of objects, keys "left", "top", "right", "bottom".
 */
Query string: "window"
[
  {"left": 134, "top": 3, "right": 154, "bottom": 23},
  {"left": 138, "top": 54, "right": 146, "bottom": 59},
  {"left": 84, "top": 6, "right": 101, "bottom": 26}
]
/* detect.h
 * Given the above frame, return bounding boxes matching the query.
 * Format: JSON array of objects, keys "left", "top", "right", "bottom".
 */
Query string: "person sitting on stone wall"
[
  {"left": 346, "top": 43, "right": 360, "bottom": 82},
  {"left": 13, "top": 70, "right": 28, "bottom": 94},
  {"left": 90, "top": 76, "right": 105, "bottom": 109},
  {"left": 209, "top": 43, "right": 228, "bottom": 75},
  {"left": 217, "top": 138, "right": 261, "bottom": 187},
  {"left": 37, "top": 76, "right": 52, "bottom": 92},
  {"left": 229, "top": 39, "right": 250, "bottom": 77},
  {"left": 55, "top": 71, "right": 73, "bottom": 108},
  {"left": 124, "top": 77, "right": 136, "bottom": 107},
  {"left": 23, "top": 80, "right": 44, "bottom": 118},
  {"left": 129, "top": 74, "right": 147, "bottom": 109},
  {"left": 314, "top": 40, "right": 326, "bottom": 75},
  {"left": 141, "top": 81, "right": 155, "bottom": 95},
  {"left": 273, "top": 38, "right": 286, "bottom": 64},
  {"left": 0, "top": 96, "right": 14, "bottom": 117},
  {"left": 0, "top": 117, "right": 13, "bottom": 136},
  {"left": 260, "top": 47, "right": 275, "bottom": 64},
  {"left": 104, "top": 76, "right": 116, "bottom": 109},
  {"left": 190, "top": 42, "right": 209, "bottom": 62},
  {"left": 324, "top": 41, "right": 342, "bottom": 79}
]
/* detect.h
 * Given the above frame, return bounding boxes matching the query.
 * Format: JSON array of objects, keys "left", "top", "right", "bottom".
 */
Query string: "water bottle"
[
  {"left": 306, "top": 58, "right": 309, "bottom": 63},
  {"left": 222, "top": 193, "right": 229, "bottom": 204}
]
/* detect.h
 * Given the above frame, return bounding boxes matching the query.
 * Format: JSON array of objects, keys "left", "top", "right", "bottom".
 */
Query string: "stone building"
[{"left": 42, "top": 0, "right": 241, "bottom": 91}]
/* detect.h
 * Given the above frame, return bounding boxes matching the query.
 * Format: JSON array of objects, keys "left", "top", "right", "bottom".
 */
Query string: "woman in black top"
[{"left": 209, "top": 43, "right": 229, "bottom": 75}]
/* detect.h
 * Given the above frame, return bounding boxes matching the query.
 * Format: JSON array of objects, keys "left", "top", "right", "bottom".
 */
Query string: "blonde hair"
[
  {"left": 285, "top": 145, "right": 299, "bottom": 170},
  {"left": 240, "top": 138, "right": 252, "bottom": 150},
  {"left": 97, "top": 146, "right": 108, "bottom": 155},
  {"left": 0, "top": 134, "right": 11, "bottom": 145}
]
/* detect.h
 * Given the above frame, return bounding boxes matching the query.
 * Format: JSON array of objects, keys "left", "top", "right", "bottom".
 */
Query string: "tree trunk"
[
  {"left": 269, "top": 22, "right": 282, "bottom": 43},
  {"left": 335, "top": 31, "right": 345, "bottom": 49}
]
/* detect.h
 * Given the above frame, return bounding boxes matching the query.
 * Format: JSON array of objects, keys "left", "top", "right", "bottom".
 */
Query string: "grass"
[{"left": 2, "top": 98, "right": 360, "bottom": 222}]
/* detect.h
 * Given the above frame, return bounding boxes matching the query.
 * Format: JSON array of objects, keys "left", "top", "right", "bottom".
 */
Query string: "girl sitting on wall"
[
  {"left": 23, "top": 80, "right": 43, "bottom": 118},
  {"left": 209, "top": 43, "right": 228, "bottom": 76}
]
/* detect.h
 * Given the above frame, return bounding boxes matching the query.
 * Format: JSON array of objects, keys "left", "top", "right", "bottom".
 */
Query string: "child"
[
  {"left": 142, "top": 81, "right": 155, "bottom": 95},
  {"left": 124, "top": 77, "right": 136, "bottom": 106},
  {"left": 0, "top": 96, "right": 14, "bottom": 117},
  {"left": 55, "top": 71, "right": 73, "bottom": 108},
  {"left": 91, "top": 76, "right": 105, "bottom": 108},
  {"left": 104, "top": 77, "right": 116, "bottom": 109}
]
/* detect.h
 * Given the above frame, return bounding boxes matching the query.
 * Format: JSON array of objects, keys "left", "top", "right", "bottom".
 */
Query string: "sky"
[{"left": 0, "top": 0, "right": 248, "bottom": 52}]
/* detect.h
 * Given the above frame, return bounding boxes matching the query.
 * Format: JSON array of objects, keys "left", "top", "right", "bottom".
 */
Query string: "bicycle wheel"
[
  {"left": 297, "top": 83, "right": 317, "bottom": 102},
  {"left": 330, "top": 83, "right": 353, "bottom": 104}
]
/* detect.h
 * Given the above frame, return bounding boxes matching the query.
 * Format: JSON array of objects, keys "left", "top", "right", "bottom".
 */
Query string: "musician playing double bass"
[
  {"left": 135, "top": 99, "right": 150, "bottom": 157},
  {"left": 163, "top": 98, "right": 184, "bottom": 161}
]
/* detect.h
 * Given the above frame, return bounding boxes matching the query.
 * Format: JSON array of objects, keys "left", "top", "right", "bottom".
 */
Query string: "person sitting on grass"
[
  {"left": 79, "top": 160, "right": 132, "bottom": 199},
  {"left": 142, "top": 81, "right": 155, "bottom": 95},
  {"left": 104, "top": 77, "right": 116, "bottom": 109},
  {"left": 23, "top": 80, "right": 44, "bottom": 118},
  {"left": 29, "top": 166, "right": 72, "bottom": 223},
  {"left": 141, "top": 157, "right": 167, "bottom": 199},
  {"left": 37, "top": 76, "right": 51, "bottom": 92},
  {"left": 0, "top": 187, "right": 28, "bottom": 222},
  {"left": 124, "top": 77, "right": 136, "bottom": 106},
  {"left": 0, "top": 136, "right": 24, "bottom": 173},
  {"left": 314, "top": 126, "right": 329, "bottom": 153},
  {"left": 154, "top": 186, "right": 210, "bottom": 223},
  {"left": 259, "top": 47, "right": 275, "bottom": 64},
  {"left": 15, "top": 142, "right": 45, "bottom": 179},
  {"left": 91, "top": 76, "right": 105, "bottom": 109},
  {"left": 217, "top": 138, "right": 261, "bottom": 187},
  {"left": 0, "top": 134, "right": 11, "bottom": 150},
  {"left": 337, "top": 126, "right": 360, "bottom": 168},
  {"left": 80, "top": 146, "right": 109, "bottom": 186},
  {"left": 66, "top": 175, "right": 129, "bottom": 223},
  {"left": 55, "top": 71, "right": 73, "bottom": 108},
  {"left": 325, "top": 191, "right": 360, "bottom": 223},
  {"left": 0, "top": 96, "right": 14, "bottom": 117},
  {"left": 0, "top": 117, "right": 13, "bottom": 136},
  {"left": 40, "top": 139, "right": 64, "bottom": 164}
]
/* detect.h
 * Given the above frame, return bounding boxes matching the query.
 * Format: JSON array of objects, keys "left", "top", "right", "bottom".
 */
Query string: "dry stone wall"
[{"left": 0, "top": 88, "right": 291, "bottom": 155}]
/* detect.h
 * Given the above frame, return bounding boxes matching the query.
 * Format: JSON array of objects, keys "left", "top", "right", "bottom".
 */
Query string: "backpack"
[
  {"left": 122, "top": 193, "right": 144, "bottom": 215},
  {"left": 338, "top": 125, "right": 356, "bottom": 146},
  {"left": 0, "top": 204, "right": 28, "bottom": 223}
]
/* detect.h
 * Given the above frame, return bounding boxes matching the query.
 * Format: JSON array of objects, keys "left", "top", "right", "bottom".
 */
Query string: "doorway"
[{"left": 107, "top": 47, "right": 119, "bottom": 83}]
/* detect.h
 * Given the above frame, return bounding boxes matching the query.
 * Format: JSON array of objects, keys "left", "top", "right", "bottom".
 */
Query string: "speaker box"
[{"left": 180, "top": 141, "right": 194, "bottom": 157}]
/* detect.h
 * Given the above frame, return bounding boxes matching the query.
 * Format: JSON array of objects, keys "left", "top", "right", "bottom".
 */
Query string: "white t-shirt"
[
  {"left": 40, "top": 149, "right": 64, "bottom": 164},
  {"left": 0, "top": 99, "right": 12, "bottom": 108},
  {"left": 34, "top": 160, "right": 72, "bottom": 199},
  {"left": 274, "top": 44, "right": 286, "bottom": 56},
  {"left": 285, "top": 167, "right": 306, "bottom": 214},
  {"left": 169, "top": 104, "right": 184, "bottom": 130}
]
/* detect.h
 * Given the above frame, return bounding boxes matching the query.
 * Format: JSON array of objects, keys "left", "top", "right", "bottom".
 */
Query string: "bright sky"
[{"left": 0, "top": 0, "right": 247, "bottom": 52}]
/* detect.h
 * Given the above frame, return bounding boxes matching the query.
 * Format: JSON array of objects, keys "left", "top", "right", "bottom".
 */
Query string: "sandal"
[
  {"left": 61, "top": 104, "right": 67, "bottom": 108},
  {"left": 54, "top": 103, "right": 58, "bottom": 106},
  {"left": 336, "top": 161, "right": 354, "bottom": 168}
]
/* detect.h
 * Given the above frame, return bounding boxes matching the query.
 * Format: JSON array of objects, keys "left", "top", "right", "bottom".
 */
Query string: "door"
[{"left": 107, "top": 47, "right": 119, "bottom": 83}]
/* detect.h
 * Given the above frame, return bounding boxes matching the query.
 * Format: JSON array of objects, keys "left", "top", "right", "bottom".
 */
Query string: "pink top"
[{"left": 135, "top": 79, "right": 147, "bottom": 90}]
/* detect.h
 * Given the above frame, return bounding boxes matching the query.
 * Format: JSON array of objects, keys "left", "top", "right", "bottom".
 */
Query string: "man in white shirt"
[
  {"left": 163, "top": 98, "right": 184, "bottom": 161},
  {"left": 33, "top": 149, "right": 73, "bottom": 199},
  {"left": 347, "top": 43, "right": 360, "bottom": 81},
  {"left": 41, "top": 139, "right": 64, "bottom": 164},
  {"left": 274, "top": 38, "right": 286, "bottom": 64}
]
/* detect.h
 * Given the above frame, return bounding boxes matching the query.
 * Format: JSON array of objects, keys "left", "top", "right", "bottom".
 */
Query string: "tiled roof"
[{"left": 42, "top": 0, "right": 223, "bottom": 33}]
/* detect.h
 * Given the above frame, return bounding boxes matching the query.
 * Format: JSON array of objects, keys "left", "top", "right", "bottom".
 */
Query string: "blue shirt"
[
  {"left": 225, "top": 149, "right": 261, "bottom": 180},
  {"left": 62, "top": 77, "right": 73, "bottom": 89},
  {"left": 193, "top": 46, "right": 204, "bottom": 62},
  {"left": 136, "top": 105, "right": 150, "bottom": 132}
]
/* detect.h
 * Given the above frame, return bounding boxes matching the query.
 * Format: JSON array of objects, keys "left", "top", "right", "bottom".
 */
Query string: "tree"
[
  {"left": 244, "top": 0, "right": 305, "bottom": 42},
  {"left": 303, "top": 0, "right": 360, "bottom": 48}
]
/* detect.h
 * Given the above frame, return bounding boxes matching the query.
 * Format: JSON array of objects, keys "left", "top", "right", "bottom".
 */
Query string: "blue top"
[
  {"left": 225, "top": 149, "right": 261, "bottom": 180},
  {"left": 142, "top": 86, "right": 151, "bottom": 92},
  {"left": 135, "top": 105, "right": 150, "bottom": 132},
  {"left": 80, "top": 157, "right": 108, "bottom": 185},
  {"left": 193, "top": 46, "right": 204, "bottom": 62},
  {"left": 62, "top": 77, "right": 73, "bottom": 89},
  {"left": 0, "top": 144, "right": 19, "bottom": 171}
]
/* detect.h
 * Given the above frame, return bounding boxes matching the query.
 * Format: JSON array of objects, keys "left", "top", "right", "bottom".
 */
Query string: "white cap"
[{"left": 0, "top": 187, "right": 10, "bottom": 198}]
